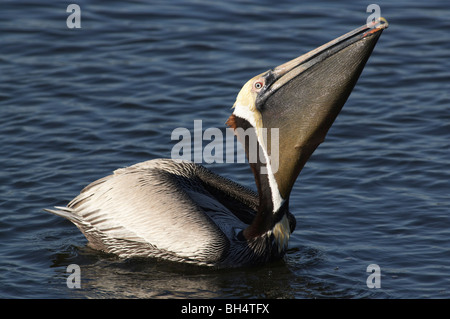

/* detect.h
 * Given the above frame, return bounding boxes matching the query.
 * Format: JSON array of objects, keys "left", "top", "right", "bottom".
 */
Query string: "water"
[{"left": 1, "top": 0, "right": 449, "bottom": 299}]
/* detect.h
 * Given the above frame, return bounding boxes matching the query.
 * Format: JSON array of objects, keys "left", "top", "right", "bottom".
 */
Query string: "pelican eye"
[{"left": 254, "top": 81, "right": 263, "bottom": 90}]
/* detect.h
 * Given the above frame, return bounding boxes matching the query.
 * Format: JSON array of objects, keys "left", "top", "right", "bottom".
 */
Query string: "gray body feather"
[{"left": 46, "top": 159, "right": 289, "bottom": 267}]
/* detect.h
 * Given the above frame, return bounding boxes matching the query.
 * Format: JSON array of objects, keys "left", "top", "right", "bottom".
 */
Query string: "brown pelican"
[{"left": 46, "top": 18, "right": 388, "bottom": 268}]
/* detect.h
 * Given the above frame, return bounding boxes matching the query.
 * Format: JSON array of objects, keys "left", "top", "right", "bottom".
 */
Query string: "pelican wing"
[{"left": 46, "top": 159, "right": 258, "bottom": 265}]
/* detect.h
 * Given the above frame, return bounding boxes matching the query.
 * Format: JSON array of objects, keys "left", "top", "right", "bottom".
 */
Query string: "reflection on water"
[
  {"left": 48, "top": 243, "right": 392, "bottom": 299},
  {"left": 50, "top": 245, "right": 319, "bottom": 299}
]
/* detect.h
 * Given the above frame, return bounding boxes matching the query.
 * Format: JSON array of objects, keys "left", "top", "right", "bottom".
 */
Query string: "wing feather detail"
[{"left": 46, "top": 159, "right": 252, "bottom": 264}]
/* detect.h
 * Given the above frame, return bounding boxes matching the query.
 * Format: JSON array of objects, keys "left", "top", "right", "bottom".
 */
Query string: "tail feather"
[{"left": 44, "top": 206, "right": 82, "bottom": 224}]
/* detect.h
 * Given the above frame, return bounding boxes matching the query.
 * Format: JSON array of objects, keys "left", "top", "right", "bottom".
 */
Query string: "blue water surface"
[{"left": 0, "top": 0, "right": 449, "bottom": 299}]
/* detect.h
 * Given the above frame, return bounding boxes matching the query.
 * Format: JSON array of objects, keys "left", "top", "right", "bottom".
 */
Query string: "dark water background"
[{"left": 1, "top": 0, "right": 449, "bottom": 299}]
